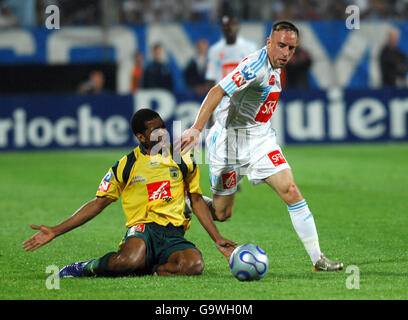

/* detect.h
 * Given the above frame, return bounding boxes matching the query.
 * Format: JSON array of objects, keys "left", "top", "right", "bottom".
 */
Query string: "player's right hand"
[
  {"left": 174, "top": 127, "right": 201, "bottom": 154},
  {"left": 23, "top": 224, "right": 56, "bottom": 252},
  {"left": 216, "top": 238, "right": 238, "bottom": 261}
]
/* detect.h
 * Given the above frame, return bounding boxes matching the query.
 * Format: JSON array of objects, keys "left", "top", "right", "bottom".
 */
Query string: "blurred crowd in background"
[
  {"left": 1, "top": 0, "right": 408, "bottom": 28},
  {"left": 0, "top": 0, "right": 407, "bottom": 95}
]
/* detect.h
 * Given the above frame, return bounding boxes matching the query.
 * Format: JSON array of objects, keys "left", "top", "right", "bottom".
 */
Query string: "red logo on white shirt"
[
  {"left": 232, "top": 71, "right": 247, "bottom": 87},
  {"left": 269, "top": 74, "right": 275, "bottom": 85},
  {"left": 146, "top": 180, "right": 171, "bottom": 201},
  {"left": 268, "top": 150, "right": 287, "bottom": 166},
  {"left": 222, "top": 171, "right": 237, "bottom": 189},
  {"left": 255, "top": 92, "right": 280, "bottom": 123}
]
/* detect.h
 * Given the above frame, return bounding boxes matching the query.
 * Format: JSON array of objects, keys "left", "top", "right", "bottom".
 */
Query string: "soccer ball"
[{"left": 229, "top": 243, "right": 269, "bottom": 281}]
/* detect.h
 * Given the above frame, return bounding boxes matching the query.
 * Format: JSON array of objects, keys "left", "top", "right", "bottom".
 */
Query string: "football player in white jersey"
[
  {"left": 206, "top": 14, "right": 258, "bottom": 86},
  {"left": 178, "top": 21, "right": 343, "bottom": 272}
]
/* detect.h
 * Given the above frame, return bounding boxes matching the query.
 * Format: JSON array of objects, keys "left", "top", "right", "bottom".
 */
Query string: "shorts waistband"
[
  {"left": 213, "top": 121, "right": 275, "bottom": 136},
  {"left": 147, "top": 222, "right": 184, "bottom": 233}
]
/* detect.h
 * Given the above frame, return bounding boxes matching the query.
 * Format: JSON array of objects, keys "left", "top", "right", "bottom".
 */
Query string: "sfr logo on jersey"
[
  {"left": 222, "top": 171, "right": 237, "bottom": 190},
  {"left": 232, "top": 71, "right": 247, "bottom": 87},
  {"left": 268, "top": 150, "right": 287, "bottom": 167},
  {"left": 255, "top": 91, "right": 280, "bottom": 123},
  {"left": 147, "top": 180, "right": 171, "bottom": 201}
]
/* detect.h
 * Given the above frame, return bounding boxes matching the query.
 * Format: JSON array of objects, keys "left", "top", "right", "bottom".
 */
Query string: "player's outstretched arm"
[
  {"left": 189, "top": 193, "right": 237, "bottom": 260},
  {"left": 22, "top": 196, "right": 114, "bottom": 252},
  {"left": 177, "top": 85, "right": 225, "bottom": 153}
]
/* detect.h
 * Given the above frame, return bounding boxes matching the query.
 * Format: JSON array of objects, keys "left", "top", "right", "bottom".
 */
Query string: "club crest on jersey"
[
  {"left": 169, "top": 167, "right": 179, "bottom": 180},
  {"left": 268, "top": 150, "right": 287, "bottom": 167},
  {"left": 147, "top": 180, "right": 172, "bottom": 201},
  {"left": 232, "top": 71, "right": 247, "bottom": 87},
  {"left": 241, "top": 65, "right": 256, "bottom": 80},
  {"left": 222, "top": 171, "right": 237, "bottom": 190}
]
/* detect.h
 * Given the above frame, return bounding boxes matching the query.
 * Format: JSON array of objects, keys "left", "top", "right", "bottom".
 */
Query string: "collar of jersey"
[{"left": 138, "top": 143, "right": 173, "bottom": 159}]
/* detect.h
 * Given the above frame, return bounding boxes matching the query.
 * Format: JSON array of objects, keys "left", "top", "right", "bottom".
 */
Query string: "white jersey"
[
  {"left": 206, "top": 36, "right": 258, "bottom": 83},
  {"left": 216, "top": 46, "right": 283, "bottom": 134}
]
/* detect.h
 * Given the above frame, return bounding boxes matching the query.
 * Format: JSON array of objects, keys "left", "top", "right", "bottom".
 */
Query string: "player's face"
[
  {"left": 267, "top": 30, "right": 298, "bottom": 68},
  {"left": 140, "top": 117, "right": 169, "bottom": 152},
  {"left": 222, "top": 18, "right": 239, "bottom": 43}
]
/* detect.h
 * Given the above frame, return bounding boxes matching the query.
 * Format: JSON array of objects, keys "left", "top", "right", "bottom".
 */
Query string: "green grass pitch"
[{"left": 1, "top": 143, "right": 407, "bottom": 300}]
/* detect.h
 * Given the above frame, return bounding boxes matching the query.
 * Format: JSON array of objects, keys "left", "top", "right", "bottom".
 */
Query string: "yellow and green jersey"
[{"left": 96, "top": 145, "right": 202, "bottom": 231}]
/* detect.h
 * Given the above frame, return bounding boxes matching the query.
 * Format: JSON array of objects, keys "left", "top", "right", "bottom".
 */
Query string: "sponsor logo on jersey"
[
  {"left": 268, "top": 150, "right": 287, "bottom": 166},
  {"left": 98, "top": 181, "right": 111, "bottom": 193},
  {"left": 255, "top": 91, "right": 280, "bottom": 123},
  {"left": 149, "top": 161, "right": 159, "bottom": 167},
  {"left": 131, "top": 175, "right": 147, "bottom": 184},
  {"left": 130, "top": 223, "right": 145, "bottom": 234},
  {"left": 269, "top": 74, "right": 275, "bottom": 85},
  {"left": 241, "top": 65, "right": 256, "bottom": 80},
  {"left": 146, "top": 180, "right": 172, "bottom": 201},
  {"left": 98, "top": 171, "right": 113, "bottom": 192},
  {"left": 103, "top": 172, "right": 113, "bottom": 182},
  {"left": 222, "top": 171, "right": 237, "bottom": 189},
  {"left": 232, "top": 71, "right": 247, "bottom": 87}
]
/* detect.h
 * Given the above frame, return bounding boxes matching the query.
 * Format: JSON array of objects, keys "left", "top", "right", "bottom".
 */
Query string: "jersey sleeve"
[
  {"left": 182, "top": 151, "right": 202, "bottom": 195},
  {"left": 219, "top": 48, "right": 266, "bottom": 97},
  {"left": 96, "top": 156, "right": 127, "bottom": 200}
]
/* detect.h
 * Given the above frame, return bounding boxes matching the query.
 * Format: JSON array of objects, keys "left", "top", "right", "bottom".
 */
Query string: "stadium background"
[
  {"left": 1, "top": 0, "right": 408, "bottom": 302},
  {"left": 1, "top": 0, "right": 408, "bottom": 150}
]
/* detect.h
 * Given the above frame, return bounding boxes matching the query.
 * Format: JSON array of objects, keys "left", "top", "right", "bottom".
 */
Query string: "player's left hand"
[{"left": 216, "top": 238, "right": 238, "bottom": 261}]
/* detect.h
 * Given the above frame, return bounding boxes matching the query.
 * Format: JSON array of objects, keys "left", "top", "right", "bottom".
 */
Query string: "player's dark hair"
[
  {"left": 270, "top": 21, "right": 299, "bottom": 38},
  {"left": 130, "top": 108, "right": 160, "bottom": 136}
]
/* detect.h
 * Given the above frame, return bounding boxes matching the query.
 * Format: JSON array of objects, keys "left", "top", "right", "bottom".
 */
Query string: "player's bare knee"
[
  {"left": 215, "top": 207, "right": 233, "bottom": 222},
  {"left": 183, "top": 257, "right": 204, "bottom": 276},
  {"left": 285, "top": 183, "right": 303, "bottom": 204}
]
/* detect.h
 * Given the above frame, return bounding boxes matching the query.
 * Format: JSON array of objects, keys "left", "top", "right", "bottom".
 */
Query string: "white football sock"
[
  {"left": 287, "top": 200, "right": 322, "bottom": 265},
  {"left": 202, "top": 195, "right": 213, "bottom": 209},
  {"left": 184, "top": 195, "right": 214, "bottom": 216}
]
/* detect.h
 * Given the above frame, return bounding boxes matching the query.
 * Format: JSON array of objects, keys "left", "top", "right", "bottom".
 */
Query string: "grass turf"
[{"left": 1, "top": 143, "right": 407, "bottom": 300}]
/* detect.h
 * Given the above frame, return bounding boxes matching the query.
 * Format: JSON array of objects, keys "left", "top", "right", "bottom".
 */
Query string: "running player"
[
  {"left": 23, "top": 109, "right": 236, "bottom": 277},
  {"left": 178, "top": 21, "right": 343, "bottom": 271}
]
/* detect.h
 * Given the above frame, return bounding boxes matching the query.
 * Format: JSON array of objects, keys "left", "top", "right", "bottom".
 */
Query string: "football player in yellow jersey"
[{"left": 23, "top": 109, "right": 237, "bottom": 277}]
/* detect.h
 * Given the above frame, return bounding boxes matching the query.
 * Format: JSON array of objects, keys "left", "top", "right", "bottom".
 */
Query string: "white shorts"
[{"left": 206, "top": 122, "right": 290, "bottom": 195}]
